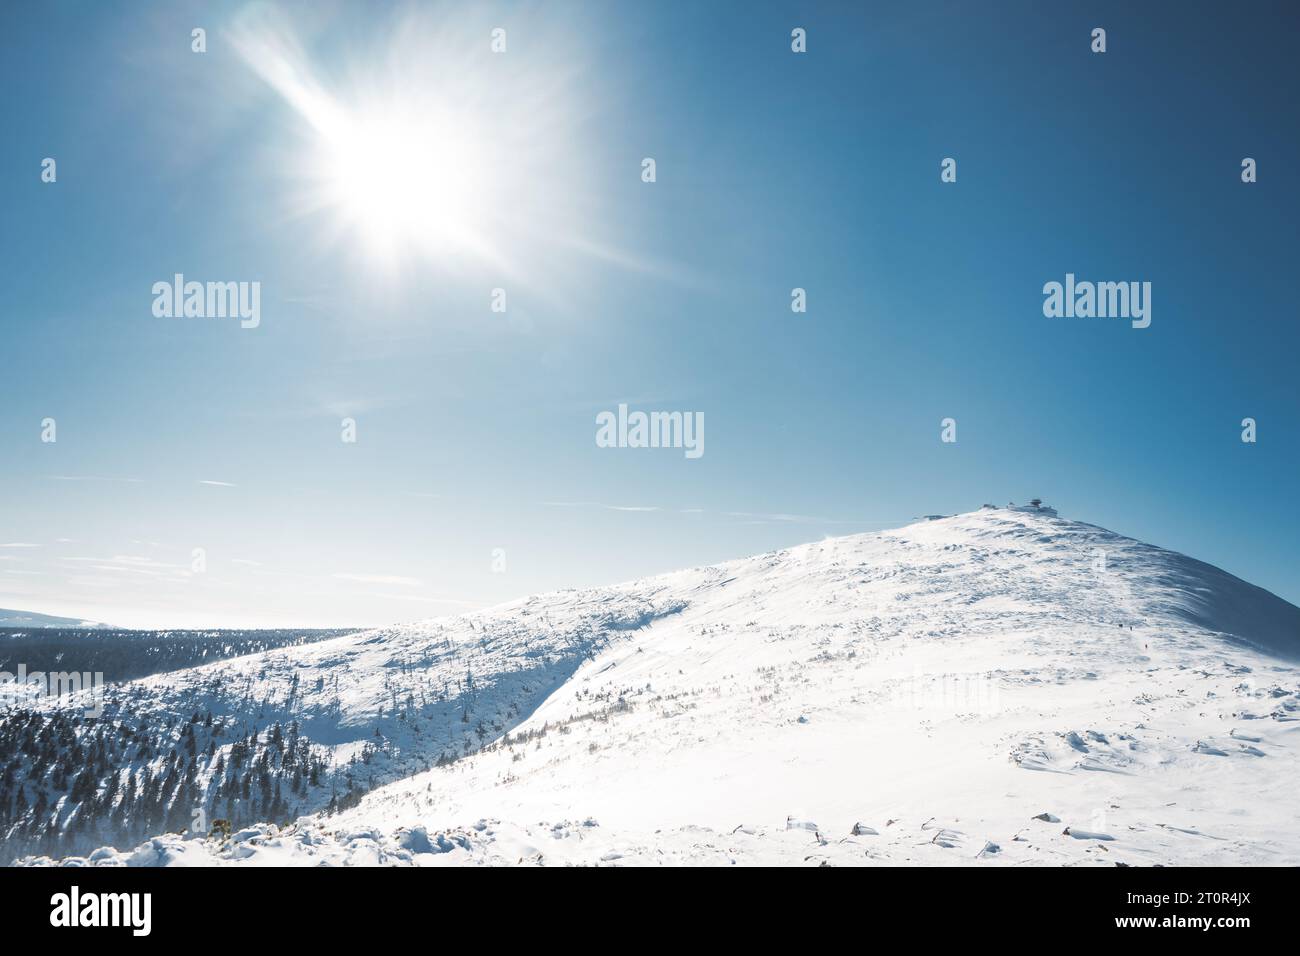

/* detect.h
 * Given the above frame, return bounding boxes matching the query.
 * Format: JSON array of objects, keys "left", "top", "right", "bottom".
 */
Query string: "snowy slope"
[
  {"left": 17, "top": 506, "right": 1300, "bottom": 866},
  {"left": 0, "top": 608, "right": 111, "bottom": 628}
]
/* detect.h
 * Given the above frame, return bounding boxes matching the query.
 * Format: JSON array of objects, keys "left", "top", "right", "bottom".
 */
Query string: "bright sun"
[
  {"left": 319, "top": 106, "right": 491, "bottom": 264},
  {"left": 230, "top": 5, "right": 612, "bottom": 283}
]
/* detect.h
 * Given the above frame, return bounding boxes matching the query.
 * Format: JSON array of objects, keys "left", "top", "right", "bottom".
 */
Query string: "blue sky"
[{"left": 2, "top": 0, "right": 1297, "bottom": 628}]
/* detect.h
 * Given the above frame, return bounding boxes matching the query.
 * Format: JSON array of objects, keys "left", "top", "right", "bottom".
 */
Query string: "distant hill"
[{"left": 0, "top": 608, "right": 112, "bottom": 629}]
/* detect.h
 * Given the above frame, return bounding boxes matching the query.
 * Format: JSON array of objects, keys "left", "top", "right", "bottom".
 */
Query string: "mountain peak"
[{"left": 982, "top": 498, "right": 1058, "bottom": 517}]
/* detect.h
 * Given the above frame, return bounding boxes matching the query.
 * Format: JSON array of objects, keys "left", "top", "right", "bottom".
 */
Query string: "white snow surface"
[{"left": 23, "top": 507, "right": 1300, "bottom": 866}]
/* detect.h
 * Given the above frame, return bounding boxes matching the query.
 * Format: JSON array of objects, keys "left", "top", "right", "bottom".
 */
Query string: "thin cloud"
[
  {"left": 361, "top": 592, "right": 478, "bottom": 607},
  {"left": 332, "top": 572, "right": 422, "bottom": 587},
  {"left": 723, "top": 511, "right": 812, "bottom": 523},
  {"left": 61, "top": 555, "right": 187, "bottom": 572},
  {"left": 50, "top": 475, "right": 144, "bottom": 483},
  {"left": 541, "top": 501, "right": 874, "bottom": 525},
  {"left": 543, "top": 501, "right": 662, "bottom": 513},
  {"left": 110, "top": 555, "right": 184, "bottom": 568},
  {"left": 198, "top": 480, "right": 237, "bottom": 487}
]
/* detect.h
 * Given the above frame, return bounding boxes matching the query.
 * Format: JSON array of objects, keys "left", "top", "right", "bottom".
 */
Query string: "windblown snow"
[{"left": 16, "top": 506, "right": 1300, "bottom": 866}]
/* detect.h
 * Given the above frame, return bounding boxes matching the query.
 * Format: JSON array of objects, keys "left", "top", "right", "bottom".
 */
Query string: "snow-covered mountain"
[
  {"left": 0, "top": 608, "right": 111, "bottom": 629},
  {"left": 10, "top": 505, "right": 1300, "bottom": 866}
]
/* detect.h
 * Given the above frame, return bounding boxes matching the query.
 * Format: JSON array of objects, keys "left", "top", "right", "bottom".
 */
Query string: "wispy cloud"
[
  {"left": 109, "top": 555, "right": 184, "bottom": 569},
  {"left": 724, "top": 511, "right": 815, "bottom": 523},
  {"left": 360, "top": 592, "right": 478, "bottom": 607},
  {"left": 332, "top": 572, "right": 422, "bottom": 587},
  {"left": 0, "top": 542, "right": 41, "bottom": 548},
  {"left": 541, "top": 501, "right": 874, "bottom": 525},
  {"left": 198, "top": 480, "right": 237, "bottom": 487},
  {"left": 50, "top": 475, "right": 144, "bottom": 483},
  {"left": 543, "top": 501, "right": 662, "bottom": 513},
  {"left": 60, "top": 555, "right": 189, "bottom": 576}
]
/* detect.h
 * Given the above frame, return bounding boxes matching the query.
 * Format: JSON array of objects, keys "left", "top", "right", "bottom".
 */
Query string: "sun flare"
[
  {"left": 228, "top": 5, "right": 644, "bottom": 288},
  {"left": 317, "top": 105, "right": 491, "bottom": 262}
]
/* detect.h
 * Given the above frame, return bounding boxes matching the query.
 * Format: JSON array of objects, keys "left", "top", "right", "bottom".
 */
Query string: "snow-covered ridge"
[
  {"left": 11, "top": 506, "right": 1300, "bottom": 866},
  {"left": 0, "top": 608, "right": 111, "bottom": 629},
  {"left": 891, "top": 508, "right": 1299, "bottom": 659}
]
